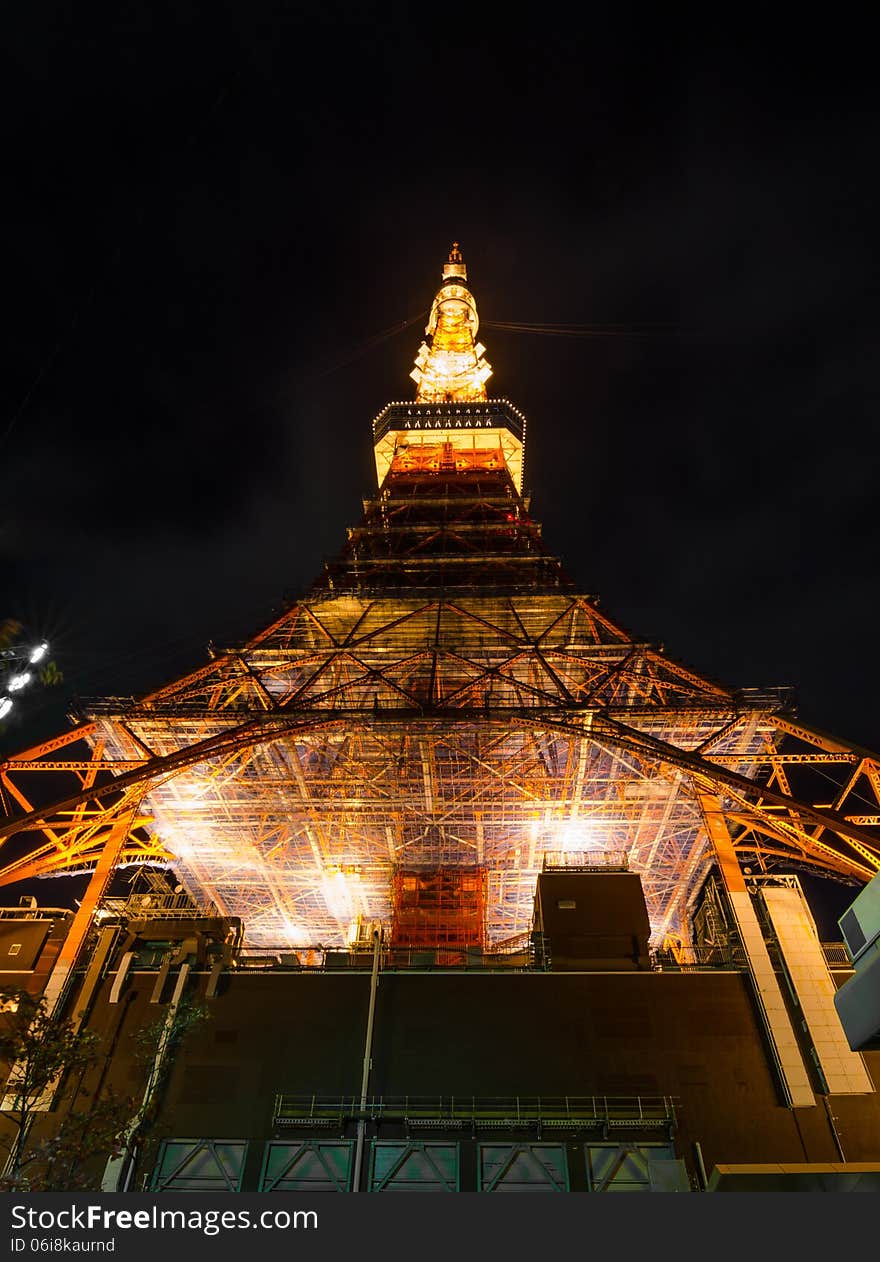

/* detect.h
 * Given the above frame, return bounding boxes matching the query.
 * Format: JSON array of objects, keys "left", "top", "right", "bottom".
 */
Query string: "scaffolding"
[
  {"left": 1, "top": 248, "right": 879, "bottom": 959},
  {"left": 391, "top": 868, "right": 487, "bottom": 950}
]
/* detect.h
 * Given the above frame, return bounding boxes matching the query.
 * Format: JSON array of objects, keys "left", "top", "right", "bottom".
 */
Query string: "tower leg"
[
  {"left": 698, "top": 793, "right": 815, "bottom": 1108},
  {"left": 41, "top": 806, "right": 136, "bottom": 1020}
]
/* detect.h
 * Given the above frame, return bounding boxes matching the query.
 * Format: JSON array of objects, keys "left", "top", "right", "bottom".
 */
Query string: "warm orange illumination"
[
  {"left": 389, "top": 439, "right": 505, "bottom": 476},
  {"left": 410, "top": 244, "right": 493, "bottom": 402},
  {"left": 3, "top": 248, "right": 879, "bottom": 960}
]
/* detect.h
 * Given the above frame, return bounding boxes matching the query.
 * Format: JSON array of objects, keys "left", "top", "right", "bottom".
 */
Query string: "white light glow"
[
  {"left": 8, "top": 672, "right": 32, "bottom": 692},
  {"left": 557, "top": 820, "right": 600, "bottom": 851},
  {"left": 29, "top": 642, "right": 49, "bottom": 664},
  {"left": 0, "top": 697, "right": 13, "bottom": 719},
  {"left": 171, "top": 783, "right": 208, "bottom": 810},
  {"left": 321, "top": 870, "right": 358, "bottom": 920}
]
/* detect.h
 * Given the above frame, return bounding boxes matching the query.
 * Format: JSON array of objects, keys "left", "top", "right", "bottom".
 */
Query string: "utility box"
[{"left": 534, "top": 870, "right": 651, "bottom": 971}]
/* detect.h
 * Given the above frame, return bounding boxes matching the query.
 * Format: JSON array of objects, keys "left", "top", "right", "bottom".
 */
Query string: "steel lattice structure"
[{"left": 2, "top": 247, "right": 879, "bottom": 961}]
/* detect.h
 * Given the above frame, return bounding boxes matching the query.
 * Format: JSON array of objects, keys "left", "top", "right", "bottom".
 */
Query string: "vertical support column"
[
  {"left": 41, "top": 802, "right": 137, "bottom": 1018},
  {"left": 698, "top": 794, "right": 815, "bottom": 1108},
  {"left": 761, "top": 882, "right": 873, "bottom": 1095},
  {"left": 68, "top": 925, "right": 119, "bottom": 1033},
  {"left": 352, "top": 925, "right": 382, "bottom": 1193}
]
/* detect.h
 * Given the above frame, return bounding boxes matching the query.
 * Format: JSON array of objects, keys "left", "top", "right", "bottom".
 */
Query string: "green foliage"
[
  {"left": 0, "top": 620, "right": 23, "bottom": 651},
  {"left": 11, "top": 1086, "right": 133, "bottom": 1193},
  {"left": 129, "top": 996, "right": 211, "bottom": 1127},
  {"left": 0, "top": 989, "right": 209, "bottom": 1191},
  {"left": 39, "top": 661, "right": 63, "bottom": 686},
  {"left": 0, "top": 990, "right": 97, "bottom": 1109},
  {"left": 132, "top": 996, "right": 210, "bottom": 1064},
  {"left": 0, "top": 988, "right": 133, "bottom": 1191}
]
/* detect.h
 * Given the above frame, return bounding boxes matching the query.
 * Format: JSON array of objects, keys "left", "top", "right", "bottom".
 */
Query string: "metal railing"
[
  {"left": 273, "top": 1093, "right": 677, "bottom": 1131},
  {"left": 652, "top": 945, "right": 749, "bottom": 970},
  {"left": 0, "top": 906, "right": 71, "bottom": 920},
  {"left": 98, "top": 937, "right": 853, "bottom": 975},
  {"left": 236, "top": 945, "right": 537, "bottom": 972},
  {"left": 103, "top": 893, "right": 219, "bottom": 920},
  {"left": 654, "top": 941, "right": 853, "bottom": 971},
  {"left": 542, "top": 851, "right": 628, "bottom": 871}
]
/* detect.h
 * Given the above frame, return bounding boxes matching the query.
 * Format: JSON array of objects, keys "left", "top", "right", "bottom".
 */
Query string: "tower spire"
[{"left": 410, "top": 243, "right": 493, "bottom": 402}]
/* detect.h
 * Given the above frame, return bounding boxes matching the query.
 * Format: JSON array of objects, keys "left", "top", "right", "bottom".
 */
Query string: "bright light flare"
[
  {"left": 0, "top": 697, "right": 13, "bottom": 719},
  {"left": 321, "top": 870, "right": 359, "bottom": 920},
  {"left": 557, "top": 820, "right": 600, "bottom": 851},
  {"left": 282, "top": 918, "right": 308, "bottom": 943},
  {"left": 29, "top": 642, "right": 49, "bottom": 664},
  {"left": 8, "top": 672, "right": 32, "bottom": 692}
]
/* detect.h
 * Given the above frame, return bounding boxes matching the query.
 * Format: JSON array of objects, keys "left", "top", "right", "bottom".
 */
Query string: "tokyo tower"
[{"left": 2, "top": 244, "right": 879, "bottom": 1032}]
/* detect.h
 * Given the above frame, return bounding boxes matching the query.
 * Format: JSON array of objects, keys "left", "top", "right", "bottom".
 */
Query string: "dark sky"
[{"left": 2, "top": 8, "right": 878, "bottom": 781}]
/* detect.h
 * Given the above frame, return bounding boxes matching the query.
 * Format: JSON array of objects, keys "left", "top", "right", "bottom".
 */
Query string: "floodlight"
[{"left": 29, "top": 641, "right": 49, "bottom": 664}]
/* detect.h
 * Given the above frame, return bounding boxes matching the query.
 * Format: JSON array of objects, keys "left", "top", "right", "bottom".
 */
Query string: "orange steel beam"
[
  {"left": 708, "top": 753, "right": 858, "bottom": 765},
  {"left": 715, "top": 798, "right": 870, "bottom": 879},
  {"left": 644, "top": 651, "right": 731, "bottom": 697},
  {"left": 1, "top": 769, "right": 68, "bottom": 852},
  {"left": 41, "top": 800, "right": 142, "bottom": 1016},
  {"left": 0, "top": 836, "right": 166, "bottom": 889},
  {"left": 0, "top": 712, "right": 348, "bottom": 842},
  {"left": 136, "top": 654, "right": 241, "bottom": 706},
  {"left": 1, "top": 760, "right": 146, "bottom": 772},
  {"left": 770, "top": 715, "right": 872, "bottom": 757},
  {"left": 699, "top": 794, "right": 746, "bottom": 892},
  {"left": 580, "top": 713, "right": 880, "bottom": 865},
  {"left": 0, "top": 723, "right": 97, "bottom": 763},
  {"left": 1, "top": 707, "right": 878, "bottom": 890},
  {"left": 696, "top": 716, "right": 749, "bottom": 754},
  {"left": 0, "top": 796, "right": 160, "bottom": 884},
  {"left": 1, "top": 710, "right": 876, "bottom": 860}
]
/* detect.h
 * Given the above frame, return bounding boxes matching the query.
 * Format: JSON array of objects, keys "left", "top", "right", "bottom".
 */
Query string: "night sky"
[{"left": 1, "top": 12, "right": 878, "bottom": 927}]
